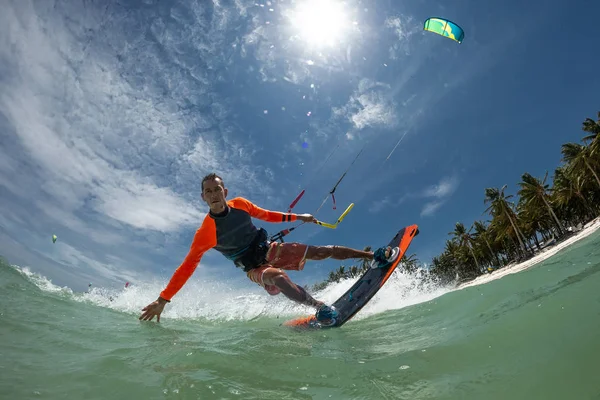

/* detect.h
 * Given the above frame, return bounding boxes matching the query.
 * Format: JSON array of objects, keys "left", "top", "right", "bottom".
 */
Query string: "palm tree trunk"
[
  {"left": 577, "top": 192, "right": 595, "bottom": 218},
  {"left": 484, "top": 238, "right": 501, "bottom": 267},
  {"left": 532, "top": 234, "right": 541, "bottom": 251},
  {"left": 468, "top": 244, "right": 480, "bottom": 272},
  {"left": 505, "top": 210, "right": 527, "bottom": 254},
  {"left": 506, "top": 236, "right": 519, "bottom": 260},
  {"left": 541, "top": 196, "right": 565, "bottom": 235},
  {"left": 584, "top": 158, "right": 600, "bottom": 189}
]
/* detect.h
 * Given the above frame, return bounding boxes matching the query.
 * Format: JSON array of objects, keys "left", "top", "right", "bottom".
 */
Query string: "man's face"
[{"left": 201, "top": 178, "right": 228, "bottom": 213}]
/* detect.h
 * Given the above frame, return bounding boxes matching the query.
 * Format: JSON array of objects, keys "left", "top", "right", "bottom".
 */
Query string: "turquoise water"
[{"left": 1, "top": 231, "right": 600, "bottom": 399}]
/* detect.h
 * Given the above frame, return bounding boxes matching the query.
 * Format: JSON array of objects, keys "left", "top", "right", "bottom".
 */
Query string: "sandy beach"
[{"left": 458, "top": 217, "right": 600, "bottom": 290}]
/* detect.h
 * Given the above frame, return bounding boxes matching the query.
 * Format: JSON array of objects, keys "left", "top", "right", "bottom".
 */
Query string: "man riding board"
[{"left": 139, "top": 173, "right": 394, "bottom": 326}]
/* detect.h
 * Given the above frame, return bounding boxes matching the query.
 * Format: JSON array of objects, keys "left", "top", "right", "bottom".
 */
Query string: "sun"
[{"left": 288, "top": 0, "right": 350, "bottom": 47}]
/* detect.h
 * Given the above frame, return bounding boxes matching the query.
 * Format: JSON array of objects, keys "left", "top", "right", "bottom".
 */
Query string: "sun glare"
[{"left": 289, "top": 0, "right": 350, "bottom": 47}]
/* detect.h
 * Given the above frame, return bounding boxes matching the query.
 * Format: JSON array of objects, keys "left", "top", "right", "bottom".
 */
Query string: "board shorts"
[{"left": 246, "top": 242, "right": 308, "bottom": 295}]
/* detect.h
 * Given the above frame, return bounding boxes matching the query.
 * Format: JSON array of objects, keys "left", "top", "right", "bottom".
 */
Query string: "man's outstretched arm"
[
  {"left": 232, "top": 197, "right": 316, "bottom": 223},
  {"left": 139, "top": 218, "right": 217, "bottom": 322}
]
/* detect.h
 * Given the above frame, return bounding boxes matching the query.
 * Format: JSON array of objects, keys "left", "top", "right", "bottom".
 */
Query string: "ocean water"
[{"left": 1, "top": 231, "right": 600, "bottom": 400}]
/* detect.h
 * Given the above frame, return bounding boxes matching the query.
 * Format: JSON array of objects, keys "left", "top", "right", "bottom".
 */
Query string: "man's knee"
[
  {"left": 272, "top": 273, "right": 289, "bottom": 287},
  {"left": 263, "top": 268, "right": 289, "bottom": 286}
]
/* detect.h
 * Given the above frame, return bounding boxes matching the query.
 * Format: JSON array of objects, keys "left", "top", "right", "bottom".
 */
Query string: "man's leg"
[
  {"left": 261, "top": 267, "right": 323, "bottom": 309},
  {"left": 305, "top": 245, "right": 373, "bottom": 261},
  {"left": 261, "top": 268, "right": 338, "bottom": 326}
]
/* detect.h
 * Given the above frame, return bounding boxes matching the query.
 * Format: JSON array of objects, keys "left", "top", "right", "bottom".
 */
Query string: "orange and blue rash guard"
[{"left": 159, "top": 197, "right": 297, "bottom": 301}]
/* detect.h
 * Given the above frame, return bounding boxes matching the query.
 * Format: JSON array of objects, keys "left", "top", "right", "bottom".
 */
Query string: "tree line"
[{"left": 310, "top": 111, "right": 600, "bottom": 290}]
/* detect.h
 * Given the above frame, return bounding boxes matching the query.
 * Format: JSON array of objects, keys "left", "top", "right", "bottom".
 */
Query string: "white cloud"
[
  {"left": 94, "top": 181, "right": 206, "bottom": 231},
  {"left": 384, "top": 15, "right": 422, "bottom": 59},
  {"left": 423, "top": 175, "right": 460, "bottom": 199},
  {"left": 420, "top": 200, "right": 445, "bottom": 217},
  {"left": 333, "top": 79, "right": 397, "bottom": 131},
  {"left": 0, "top": 0, "right": 281, "bottom": 285},
  {"left": 0, "top": 83, "right": 204, "bottom": 232},
  {"left": 0, "top": 0, "right": 274, "bottom": 235},
  {"left": 350, "top": 93, "right": 395, "bottom": 129},
  {"left": 368, "top": 175, "right": 459, "bottom": 216},
  {"left": 419, "top": 176, "right": 460, "bottom": 217},
  {"left": 368, "top": 196, "right": 392, "bottom": 214}
]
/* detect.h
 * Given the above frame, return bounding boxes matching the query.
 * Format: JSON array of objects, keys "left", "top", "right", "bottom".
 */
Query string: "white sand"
[{"left": 458, "top": 217, "right": 600, "bottom": 290}]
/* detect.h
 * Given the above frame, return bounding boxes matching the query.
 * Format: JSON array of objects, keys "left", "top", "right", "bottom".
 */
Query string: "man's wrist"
[{"left": 158, "top": 296, "right": 170, "bottom": 304}]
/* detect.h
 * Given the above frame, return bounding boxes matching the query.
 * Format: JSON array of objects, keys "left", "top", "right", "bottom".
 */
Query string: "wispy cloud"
[
  {"left": 368, "top": 196, "right": 392, "bottom": 214},
  {"left": 333, "top": 79, "right": 397, "bottom": 131},
  {"left": 423, "top": 176, "right": 460, "bottom": 199},
  {"left": 367, "top": 193, "right": 412, "bottom": 214},
  {"left": 420, "top": 200, "right": 445, "bottom": 217},
  {"left": 0, "top": 0, "right": 279, "bottom": 284},
  {"left": 384, "top": 15, "right": 422, "bottom": 59},
  {"left": 366, "top": 175, "right": 459, "bottom": 217},
  {"left": 420, "top": 176, "right": 460, "bottom": 217},
  {"left": 0, "top": 31, "right": 205, "bottom": 233}
]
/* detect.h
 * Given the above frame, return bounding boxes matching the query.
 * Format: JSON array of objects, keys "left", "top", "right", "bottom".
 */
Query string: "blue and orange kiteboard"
[{"left": 283, "top": 225, "right": 420, "bottom": 329}]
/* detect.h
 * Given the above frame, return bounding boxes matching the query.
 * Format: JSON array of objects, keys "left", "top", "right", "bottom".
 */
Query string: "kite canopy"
[
  {"left": 423, "top": 17, "right": 464, "bottom": 43},
  {"left": 52, "top": 234, "right": 57, "bottom": 243}
]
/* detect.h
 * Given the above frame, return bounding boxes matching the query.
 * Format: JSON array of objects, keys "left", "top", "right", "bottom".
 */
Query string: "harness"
[{"left": 232, "top": 228, "right": 270, "bottom": 272}]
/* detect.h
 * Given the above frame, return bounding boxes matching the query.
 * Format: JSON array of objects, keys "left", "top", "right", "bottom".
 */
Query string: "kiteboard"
[{"left": 283, "top": 224, "right": 420, "bottom": 330}]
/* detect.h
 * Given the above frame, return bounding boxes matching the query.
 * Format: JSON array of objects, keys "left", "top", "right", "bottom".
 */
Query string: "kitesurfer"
[{"left": 139, "top": 173, "right": 394, "bottom": 326}]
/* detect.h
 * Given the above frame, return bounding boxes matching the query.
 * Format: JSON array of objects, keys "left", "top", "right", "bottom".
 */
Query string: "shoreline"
[{"left": 457, "top": 216, "right": 600, "bottom": 290}]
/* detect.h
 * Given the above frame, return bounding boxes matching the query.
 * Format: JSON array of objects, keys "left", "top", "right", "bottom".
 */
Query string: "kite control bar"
[
  {"left": 270, "top": 203, "right": 355, "bottom": 243},
  {"left": 314, "top": 203, "right": 354, "bottom": 229}
]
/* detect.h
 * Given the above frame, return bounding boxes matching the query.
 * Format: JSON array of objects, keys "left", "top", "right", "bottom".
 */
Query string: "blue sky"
[{"left": 1, "top": 0, "right": 599, "bottom": 293}]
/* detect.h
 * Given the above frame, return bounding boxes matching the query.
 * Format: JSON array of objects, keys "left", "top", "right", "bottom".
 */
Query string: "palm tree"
[
  {"left": 484, "top": 186, "right": 528, "bottom": 254},
  {"left": 561, "top": 143, "right": 600, "bottom": 189},
  {"left": 430, "top": 255, "right": 453, "bottom": 284},
  {"left": 516, "top": 202, "right": 547, "bottom": 250},
  {"left": 552, "top": 166, "right": 595, "bottom": 221},
  {"left": 443, "top": 239, "right": 462, "bottom": 276},
  {"left": 358, "top": 246, "right": 372, "bottom": 273},
  {"left": 582, "top": 111, "right": 600, "bottom": 143},
  {"left": 582, "top": 112, "right": 600, "bottom": 134},
  {"left": 582, "top": 112, "right": 600, "bottom": 171},
  {"left": 401, "top": 253, "right": 419, "bottom": 273},
  {"left": 328, "top": 270, "right": 338, "bottom": 283},
  {"left": 473, "top": 220, "right": 502, "bottom": 267},
  {"left": 449, "top": 222, "right": 481, "bottom": 272},
  {"left": 517, "top": 172, "right": 565, "bottom": 235}
]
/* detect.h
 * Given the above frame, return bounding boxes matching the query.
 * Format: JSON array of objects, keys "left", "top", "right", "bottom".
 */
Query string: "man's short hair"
[{"left": 201, "top": 173, "right": 224, "bottom": 191}]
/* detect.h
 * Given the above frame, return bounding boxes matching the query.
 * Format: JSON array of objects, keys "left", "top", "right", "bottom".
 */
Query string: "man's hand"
[
  {"left": 139, "top": 297, "right": 169, "bottom": 322},
  {"left": 296, "top": 213, "right": 317, "bottom": 223}
]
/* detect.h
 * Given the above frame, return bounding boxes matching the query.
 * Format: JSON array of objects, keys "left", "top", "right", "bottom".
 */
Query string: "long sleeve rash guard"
[{"left": 160, "top": 197, "right": 297, "bottom": 301}]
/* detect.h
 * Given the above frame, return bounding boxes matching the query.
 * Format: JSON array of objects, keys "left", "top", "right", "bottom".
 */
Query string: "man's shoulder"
[
  {"left": 199, "top": 213, "right": 215, "bottom": 227},
  {"left": 194, "top": 214, "right": 217, "bottom": 239},
  {"left": 227, "top": 197, "right": 252, "bottom": 207}
]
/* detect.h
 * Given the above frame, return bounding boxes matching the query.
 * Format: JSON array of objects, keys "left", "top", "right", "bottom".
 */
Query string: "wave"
[{"left": 2, "top": 258, "right": 451, "bottom": 324}]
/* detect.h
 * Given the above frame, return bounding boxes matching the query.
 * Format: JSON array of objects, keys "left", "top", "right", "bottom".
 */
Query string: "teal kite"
[
  {"left": 52, "top": 234, "right": 57, "bottom": 244},
  {"left": 423, "top": 17, "right": 464, "bottom": 43}
]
